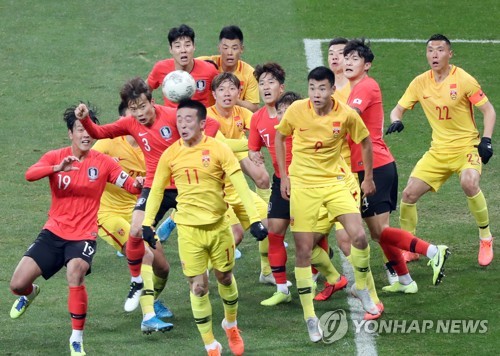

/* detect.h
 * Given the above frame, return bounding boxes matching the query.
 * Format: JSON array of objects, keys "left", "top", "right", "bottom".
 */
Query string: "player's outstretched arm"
[{"left": 25, "top": 155, "right": 79, "bottom": 181}]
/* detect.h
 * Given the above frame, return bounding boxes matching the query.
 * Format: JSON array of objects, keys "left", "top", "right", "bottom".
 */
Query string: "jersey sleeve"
[
  {"left": 143, "top": 149, "right": 173, "bottom": 226},
  {"left": 397, "top": 77, "right": 420, "bottom": 110},
  {"left": 244, "top": 73, "right": 260, "bottom": 104},
  {"left": 242, "top": 107, "right": 253, "bottom": 130},
  {"left": 204, "top": 117, "right": 221, "bottom": 137},
  {"left": 248, "top": 113, "right": 263, "bottom": 151},
  {"left": 81, "top": 116, "right": 130, "bottom": 139},
  {"left": 147, "top": 62, "right": 163, "bottom": 90},
  {"left": 25, "top": 150, "right": 58, "bottom": 181},
  {"left": 275, "top": 108, "right": 294, "bottom": 137},
  {"left": 462, "top": 72, "right": 489, "bottom": 106},
  {"left": 346, "top": 111, "right": 370, "bottom": 144}
]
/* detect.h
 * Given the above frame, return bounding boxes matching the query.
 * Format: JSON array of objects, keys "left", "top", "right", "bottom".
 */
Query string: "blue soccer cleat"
[
  {"left": 157, "top": 217, "right": 176, "bottom": 242},
  {"left": 141, "top": 316, "right": 174, "bottom": 334},
  {"left": 154, "top": 299, "right": 174, "bottom": 319}
]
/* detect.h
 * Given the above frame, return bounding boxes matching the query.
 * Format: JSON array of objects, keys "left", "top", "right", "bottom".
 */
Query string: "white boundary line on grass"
[{"left": 303, "top": 38, "right": 500, "bottom": 70}]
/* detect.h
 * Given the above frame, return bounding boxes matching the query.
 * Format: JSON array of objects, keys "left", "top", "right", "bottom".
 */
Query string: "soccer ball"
[{"left": 162, "top": 70, "right": 196, "bottom": 103}]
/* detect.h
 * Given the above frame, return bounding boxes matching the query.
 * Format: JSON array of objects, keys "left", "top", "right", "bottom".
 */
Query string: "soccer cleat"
[
  {"left": 260, "top": 291, "right": 292, "bottom": 306},
  {"left": 305, "top": 317, "right": 322, "bottom": 343},
  {"left": 70, "top": 341, "right": 86, "bottom": 356},
  {"left": 141, "top": 316, "right": 174, "bottom": 334},
  {"left": 157, "top": 217, "right": 176, "bottom": 242},
  {"left": 402, "top": 250, "right": 420, "bottom": 262},
  {"left": 364, "top": 302, "right": 384, "bottom": 321},
  {"left": 235, "top": 248, "right": 242, "bottom": 260},
  {"left": 428, "top": 245, "right": 450, "bottom": 285},
  {"left": 384, "top": 263, "right": 399, "bottom": 285},
  {"left": 222, "top": 319, "right": 244, "bottom": 356},
  {"left": 10, "top": 284, "right": 40, "bottom": 319},
  {"left": 259, "top": 272, "right": 292, "bottom": 287},
  {"left": 382, "top": 280, "right": 418, "bottom": 294},
  {"left": 350, "top": 284, "right": 379, "bottom": 316},
  {"left": 478, "top": 238, "right": 493, "bottom": 266},
  {"left": 154, "top": 299, "right": 174, "bottom": 319},
  {"left": 206, "top": 341, "right": 222, "bottom": 356},
  {"left": 124, "top": 281, "right": 143, "bottom": 312},
  {"left": 314, "top": 275, "right": 348, "bottom": 301},
  {"left": 116, "top": 250, "right": 124, "bottom": 257}
]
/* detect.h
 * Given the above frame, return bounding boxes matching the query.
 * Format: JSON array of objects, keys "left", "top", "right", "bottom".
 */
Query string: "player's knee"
[
  {"left": 191, "top": 282, "right": 208, "bottom": 296},
  {"left": 351, "top": 229, "right": 368, "bottom": 249},
  {"left": 255, "top": 174, "right": 270, "bottom": 189},
  {"left": 217, "top": 273, "right": 233, "bottom": 286},
  {"left": 10, "top": 280, "right": 26, "bottom": 295},
  {"left": 460, "top": 178, "right": 480, "bottom": 196},
  {"left": 401, "top": 187, "right": 418, "bottom": 204}
]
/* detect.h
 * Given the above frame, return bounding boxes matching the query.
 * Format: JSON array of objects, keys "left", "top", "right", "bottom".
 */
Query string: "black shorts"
[
  {"left": 134, "top": 188, "right": 178, "bottom": 226},
  {"left": 24, "top": 229, "right": 97, "bottom": 280},
  {"left": 267, "top": 174, "right": 290, "bottom": 220},
  {"left": 358, "top": 161, "right": 398, "bottom": 218}
]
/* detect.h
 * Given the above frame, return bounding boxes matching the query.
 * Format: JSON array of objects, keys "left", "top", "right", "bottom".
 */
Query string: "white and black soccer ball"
[{"left": 162, "top": 70, "right": 196, "bottom": 103}]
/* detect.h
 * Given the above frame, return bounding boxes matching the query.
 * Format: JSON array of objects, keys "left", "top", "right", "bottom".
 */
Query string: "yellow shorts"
[
  {"left": 98, "top": 213, "right": 131, "bottom": 252},
  {"left": 178, "top": 217, "right": 235, "bottom": 277},
  {"left": 290, "top": 183, "right": 359, "bottom": 232},
  {"left": 411, "top": 147, "right": 482, "bottom": 192},
  {"left": 226, "top": 190, "right": 268, "bottom": 229},
  {"left": 334, "top": 171, "right": 360, "bottom": 231}
]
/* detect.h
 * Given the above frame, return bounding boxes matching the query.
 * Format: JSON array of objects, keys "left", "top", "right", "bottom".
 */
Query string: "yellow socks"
[
  {"left": 255, "top": 187, "right": 271, "bottom": 204},
  {"left": 467, "top": 191, "right": 491, "bottom": 238},
  {"left": 311, "top": 246, "right": 340, "bottom": 284},
  {"left": 190, "top": 292, "right": 214, "bottom": 345},
  {"left": 295, "top": 266, "right": 315, "bottom": 320},
  {"left": 153, "top": 274, "right": 168, "bottom": 300},
  {"left": 351, "top": 244, "right": 371, "bottom": 290},
  {"left": 400, "top": 201, "right": 417, "bottom": 234},
  {"left": 259, "top": 238, "right": 271, "bottom": 276},
  {"left": 217, "top": 275, "right": 238, "bottom": 323},
  {"left": 139, "top": 264, "right": 154, "bottom": 316}
]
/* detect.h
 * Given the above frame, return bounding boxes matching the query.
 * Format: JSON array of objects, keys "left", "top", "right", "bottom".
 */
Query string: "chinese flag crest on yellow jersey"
[{"left": 202, "top": 150, "right": 210, "bottom": 167}]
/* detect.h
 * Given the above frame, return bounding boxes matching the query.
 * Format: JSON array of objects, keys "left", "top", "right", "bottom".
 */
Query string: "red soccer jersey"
[
  {"left": 81, "top": 104, "right": 220, "bottom": 188},
  {"left": 347, "top": 76, "right": 394, "bottom": 172},
  {"left": 25, "top": 148, "right": 139, "bottom": 241},
  {"left": 248, "top": 106, "right": 293, "bottom": 177},
  {"left": 147, "top": 58, "right": 219, "bottom": 108}
]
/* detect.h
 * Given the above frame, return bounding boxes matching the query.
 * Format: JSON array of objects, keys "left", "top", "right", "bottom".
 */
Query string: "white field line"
[
  {"left": 340, "top": 251, "right": 378, "bottom": 356},
  {"left": 303, "top": 38, "right": 500, "bottom": 70}
]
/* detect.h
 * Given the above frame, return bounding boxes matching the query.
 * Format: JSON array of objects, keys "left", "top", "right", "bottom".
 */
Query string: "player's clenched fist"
[{"left": 75, "top": 103, "right": 89, "bottom": 120}]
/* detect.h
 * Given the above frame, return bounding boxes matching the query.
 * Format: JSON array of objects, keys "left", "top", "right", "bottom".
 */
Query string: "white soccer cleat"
[
  {"left": 306, "top": 317, "right": 322, "bottom": 342},
  {"left": 124, "top": 281, "right": 143, "bottom": 312},
  {"left": 350, "top": 284, "right": 379, "bottom": 316},
  {"left": 259, "top": 272, "right": 292, "bottom": 287}
]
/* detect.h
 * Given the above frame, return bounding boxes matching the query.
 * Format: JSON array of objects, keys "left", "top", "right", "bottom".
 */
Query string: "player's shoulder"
[
  {"left": 153, "top": 58, "right": 174, "bottom": 70},
  {"left": 194, "top": 58, "right": 219, "bottom": 74},
  {"left": 451, "top": 65, "right": 476, "bottom": 81},
  {"left": 155, "top": 104, "right": 177, "bottom": 117},
  {"left": 252, "top": 106, "right": 268, "bottom": 120},
  {"left": 236, "top": 105, "right": 253, "bottom": 117},
  {"left": 238, "top": 59, "right": 255, "bottom": 73}
]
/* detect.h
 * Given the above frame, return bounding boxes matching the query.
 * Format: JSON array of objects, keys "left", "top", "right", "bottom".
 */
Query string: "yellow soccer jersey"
[
  {"left": 198, "top": 55, "right": 260, "bottom": 105},
  {"left": 398, "top": 65, "right": 488, "bottom": 152},
  {"left": 93, "top": 137, "right": 145, "bottom": 216},
  {"left": 276, "top": 98, "right": 369, "bottom": 187},
  {"left": 207, "top": 105, "right": 253, "bottom": 139},
  {"left": 144, "top": 136, "right": 241, "bottom": 226},
  {"left": 333, "top": 87, "right": 352, "bottom": 166}
]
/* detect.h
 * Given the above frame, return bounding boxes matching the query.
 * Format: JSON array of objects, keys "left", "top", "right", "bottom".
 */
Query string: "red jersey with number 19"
[
  {"left": 347, "top": 76, "right": 394, "bottom": 172},
  {"left": 25, "top": 148, "right": 139, "bottom": 241},
  {"left": 248, "top": 106, "right": 292, "bottom": 177}
]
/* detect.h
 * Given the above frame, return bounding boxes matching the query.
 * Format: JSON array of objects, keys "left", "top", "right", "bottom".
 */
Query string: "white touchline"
[
  {"left": 340, "top": 252, "right": 378, "bottom": 356},
  {"left": 303, "top": 38, "right": 500, "bottom": 71}
]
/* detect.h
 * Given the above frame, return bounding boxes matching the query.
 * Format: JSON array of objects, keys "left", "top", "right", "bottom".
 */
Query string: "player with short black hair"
[
  {"left": 143, "top": 98, "right": 267, "bottom": 356},
  {"left": 389, "top": 33, "right": 496, "bottom": 267},
  {"left": 198, "top": 25, "right": 259, "bottom": 112},
  {"left": 9, "top": 104, "right": 142, "bottom": 355},
  {"left": 344, "top": 38, "right": 449, "bottom": 294},
  {"left": 148, "top": 24, "right": 219, "bottom": 108}
]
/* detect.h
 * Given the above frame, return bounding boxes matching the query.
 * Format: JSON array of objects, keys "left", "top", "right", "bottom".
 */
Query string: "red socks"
[
  {"left": 268, "top": 233, "right": 287, "bottom": 284},
  {"left": 126, "top": 236, "right": 145, "bottom": 277},
  {"left": 68, "top": 285, "right": 87, "bottom": 330}
]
